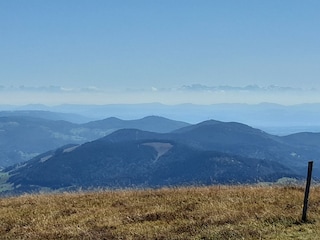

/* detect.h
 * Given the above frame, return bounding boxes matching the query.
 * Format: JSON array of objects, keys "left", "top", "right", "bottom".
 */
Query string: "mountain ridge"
[
  {"left": 2, "top": 119, "right": 316, "bottom": 195},
  {"left": 0, "top": 114, "right": 189, "bottom": 167},
  {"left": 2, "top": 139, "right": 297, "bottom": 195}
]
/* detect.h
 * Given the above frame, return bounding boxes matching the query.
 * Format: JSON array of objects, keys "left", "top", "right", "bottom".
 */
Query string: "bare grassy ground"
[{"left": 0, "top": 185, "right": 320, "bottom": 239}]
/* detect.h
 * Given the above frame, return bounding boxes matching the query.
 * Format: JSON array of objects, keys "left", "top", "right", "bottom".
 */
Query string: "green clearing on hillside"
[
  {"left": 0, "top": 186, "right": 319, "bottom": 239},
  {"left": 0, "top": 172, "right": 13, "bottom": 192}
]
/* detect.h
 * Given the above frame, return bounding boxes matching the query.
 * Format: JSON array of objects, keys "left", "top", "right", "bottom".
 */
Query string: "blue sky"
[{"left": 1, "top": 1, "right": 320, "bottom": 105}]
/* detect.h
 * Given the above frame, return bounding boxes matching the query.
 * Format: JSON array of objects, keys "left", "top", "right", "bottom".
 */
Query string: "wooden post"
[{"left": 302, "top": 161, "right": 313, "bottom": 222}]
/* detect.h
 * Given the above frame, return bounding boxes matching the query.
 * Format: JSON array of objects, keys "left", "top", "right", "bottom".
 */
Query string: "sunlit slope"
[{"left": 0, "top": 186, "right": 320, "bottom": 239}]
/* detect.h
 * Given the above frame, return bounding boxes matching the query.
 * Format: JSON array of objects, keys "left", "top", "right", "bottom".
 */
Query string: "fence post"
[{"left": 302, "top": 161, "right": 313, "bottom": 222}]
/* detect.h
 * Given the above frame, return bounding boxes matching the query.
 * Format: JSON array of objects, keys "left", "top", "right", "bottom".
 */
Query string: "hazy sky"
[{"left": 1, "top": 1, "right": 320, "bottom": 105}]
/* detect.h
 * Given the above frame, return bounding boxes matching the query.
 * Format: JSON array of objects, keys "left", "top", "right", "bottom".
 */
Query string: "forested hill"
[{"left": 3, "top": 119, "right": 318, "bottom": 195}]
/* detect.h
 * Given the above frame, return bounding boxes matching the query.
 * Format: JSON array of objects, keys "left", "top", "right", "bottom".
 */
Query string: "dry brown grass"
[{"left": 0, "top": 185, "right": 320, "bottom": 239}]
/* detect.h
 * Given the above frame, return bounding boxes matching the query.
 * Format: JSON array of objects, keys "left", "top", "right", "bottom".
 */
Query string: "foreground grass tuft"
[{"left": 0, "top": 185, "right": 319, "bottom": 239}]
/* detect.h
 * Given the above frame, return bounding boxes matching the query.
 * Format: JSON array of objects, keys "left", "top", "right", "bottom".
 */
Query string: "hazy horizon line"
[
  {"left": 0, "top": 83, "right": 317, "bottom": 93},
  {"left": 1, "top": 84, "right": 319, "bottom": 106}
]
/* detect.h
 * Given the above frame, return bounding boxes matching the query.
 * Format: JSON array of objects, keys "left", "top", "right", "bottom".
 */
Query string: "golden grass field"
[{"left": 0, "top": 185, "right": 319, "bottom": 239}]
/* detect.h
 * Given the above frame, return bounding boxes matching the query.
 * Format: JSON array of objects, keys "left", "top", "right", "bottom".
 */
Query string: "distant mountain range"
[
  {"left": 1, "top": 118, "right": 319, "bottom": 195},
  {"left": 2, "top": 103, "right": 320, "bottom": 134},
  {"left": 0, "top": 110, "right": 91, "bottom": 123},
  {"left": 103, "top": 121, "right": 320, "bottom": 175},
  {"left": 0, "top": 114, "right": 189, "bottom": 167}
]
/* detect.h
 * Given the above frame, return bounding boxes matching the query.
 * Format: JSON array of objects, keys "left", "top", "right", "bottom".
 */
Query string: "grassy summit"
[{"left": 0, "top": 185, "right": 319, "bottom": 239}]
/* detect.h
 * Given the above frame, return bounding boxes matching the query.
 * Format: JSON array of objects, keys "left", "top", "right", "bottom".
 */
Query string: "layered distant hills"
[
  {"left": 1, "top": 111, "right": 319, "bottom": 195},
  {"left": 3, "top": 103, "right": 320, "bottom": 134},
  {"left": 0, "top": 114, "right": 189, "bottom": 167}
]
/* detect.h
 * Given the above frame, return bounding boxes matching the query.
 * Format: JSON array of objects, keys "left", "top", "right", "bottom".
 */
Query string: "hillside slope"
[
  {"left": 104, "top": 121, "right": 317, "bottom": 174},
  {"left": 2, "top": 133, "right": 298, "bottom": 194},
  {"left": 1, "top": 186, "right": 320, "bottom": 239},
  {"left": 1, "top": 119, "right": 319, "bottom": 194}
]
